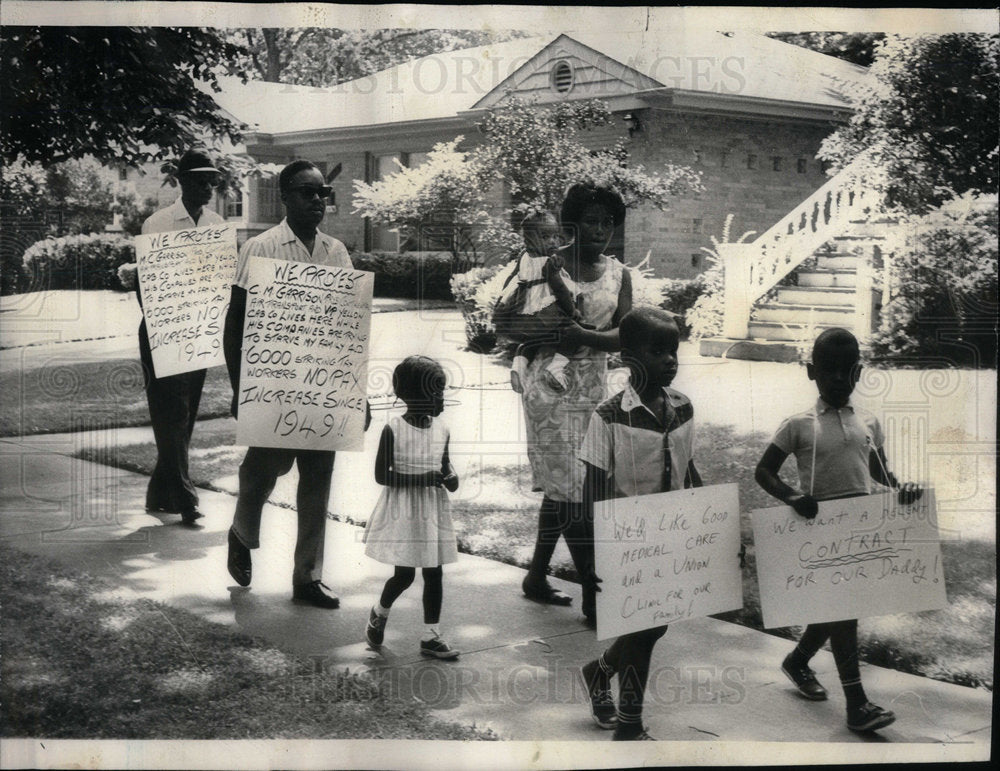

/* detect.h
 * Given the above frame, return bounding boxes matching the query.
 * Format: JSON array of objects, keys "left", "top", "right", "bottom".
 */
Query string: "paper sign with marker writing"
[
  {"left": 751, "top": 490, "right": 946, "bottom": 629},
  {"left": 135, "top": 223, "right": 237, "bottom": 377},
  {"left": 235, "top": 256, "right": 373, "bottom": 452},
  {"left": 593, "top": 484, "right": 743, "bottom": 641}
]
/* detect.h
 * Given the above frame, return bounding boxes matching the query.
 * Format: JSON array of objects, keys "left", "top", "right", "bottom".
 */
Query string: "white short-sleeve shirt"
[
  {"left": 234, "top": 219, "right": 352, "bottom": 289},
  {"left": 140, "top": 196, "right": 224, "bottom": 235}
]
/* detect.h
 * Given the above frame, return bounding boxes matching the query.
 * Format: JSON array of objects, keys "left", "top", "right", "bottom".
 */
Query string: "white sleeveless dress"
[{"left": 363, "top": 415, "right": 458, "bottom": 567}]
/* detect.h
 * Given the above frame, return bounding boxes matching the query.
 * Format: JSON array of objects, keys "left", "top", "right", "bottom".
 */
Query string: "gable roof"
[
  {"left": 211, "top": 31, "right": 868, "bottom": 137},
  {"left": 473, "top": 30, "right": 867, "bottom": 111}
]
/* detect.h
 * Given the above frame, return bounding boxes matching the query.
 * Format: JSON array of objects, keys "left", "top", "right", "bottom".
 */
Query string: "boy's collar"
[
  {"left": 815, "top": 397, "right": 855, "bottom": 413},
  {"left": 622, "top": 381, "right": 670, "bottom": 414}
]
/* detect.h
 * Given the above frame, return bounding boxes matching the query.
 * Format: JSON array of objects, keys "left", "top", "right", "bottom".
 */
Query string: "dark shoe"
[
  {"left": 180, "top": 508, "right": 204, "bottom": 526},
  {"left": 781, "top": 654, "right": 828, "bottom": 701},
  {"left": 227, "top": 527, "right": 251, "bottom": 587},
  {"left": 581, "top": 660, "right": 617, "bottom": 729},
  {"left": 847, "top": 702, "right": 896, "bottom": 732},
  {"left": 522, "top": 575, "right": 573, "bottom": 606},
  {"left": 365, "top": 608, "right": 387, "bottom": 648},
  {"left": 420, "top": 636, "right": 460, "bottom": 660},
  {"left": 582, "top": 614, "right": 597, "bottom": 630},
  {"left": 292, "top": 580, "right": 340, "bottom": 609},
  {"left": 612, "top": 724, "right": 655, "bottom": 741}
]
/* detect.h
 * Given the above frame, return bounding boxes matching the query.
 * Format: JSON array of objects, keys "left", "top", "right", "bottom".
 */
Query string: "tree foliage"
[
  {"left": 819, "top": 33, "right": 999, "bottom": 213},
  {"left": 1, "top": 27, "right": 249, "bottom": 169},
  {"left": 232, "top": 28, "right": 528, "bottom": 85},
  {"left": 766, "top": 32, "right": 885, "bottom": 67}
]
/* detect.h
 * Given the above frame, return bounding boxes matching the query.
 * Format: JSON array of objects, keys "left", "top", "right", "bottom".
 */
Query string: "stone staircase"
[
  {"left": 699, "top": 151, "right": 891, "bottom": 362},
  {"left": 746, "top": 231, "right": 885, "bottom": 344}
]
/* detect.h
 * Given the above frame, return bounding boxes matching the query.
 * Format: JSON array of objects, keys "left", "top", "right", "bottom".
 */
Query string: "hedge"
[
  {"left": 22, "top": 233, "right": 135, "bottom": 292},
  {"left": 349, "top": 251, "right": 454, "bottom": 300}
]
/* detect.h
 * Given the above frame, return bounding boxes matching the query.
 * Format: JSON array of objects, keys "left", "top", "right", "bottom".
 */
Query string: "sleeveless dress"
[
  {"left": 363, "top": 415, "right": 458, "bottom": 567},
  {"left": 519, "top": 256, "right": 626, "bottom": 503}
]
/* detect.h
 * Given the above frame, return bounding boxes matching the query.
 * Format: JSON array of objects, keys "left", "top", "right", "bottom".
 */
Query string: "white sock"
[
  {"left": 375, "top": 603, "right": 390, "bottom": 618},
  {"left": 422, "top": 624, "right": 440, "bottom": 641}
]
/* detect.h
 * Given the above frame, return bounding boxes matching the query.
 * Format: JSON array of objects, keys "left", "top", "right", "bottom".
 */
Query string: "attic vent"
[{"left": 550, "top": 60, "right": 575, "bottom": 94}]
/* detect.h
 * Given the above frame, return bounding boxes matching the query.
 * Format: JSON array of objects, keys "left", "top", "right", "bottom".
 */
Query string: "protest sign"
[
  {"left": 235, "top": 256, "right": 374, "bottom": 452},
  {"left": 593, "top": 484, "right": 743, "bottom": 640},
  {"left": 135, "top": 223, "right": 237, "bottom": 377},
  {"left": 751, "top": 490, "right": 946, "bottom": 628}
]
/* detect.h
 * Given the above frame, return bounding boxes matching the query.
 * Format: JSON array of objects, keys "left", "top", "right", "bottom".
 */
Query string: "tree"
[
  {"left": 352, "top": 98, "right": 702, "bottom": 264},
  {"left": 232, "top": 28, "right": 528, "bottom": 86},
  {"left": 1, "top": 27, "right": 249, "bottom": 169},
  {"left": 766, "top": 32, "right": 885, "bottom": 67},
  {"left": 818, "top": 33, "right": 999, "bottom": 213}
]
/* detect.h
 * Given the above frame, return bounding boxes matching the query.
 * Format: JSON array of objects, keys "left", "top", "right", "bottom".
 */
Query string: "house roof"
[
  {"left": 563, "top": 29, "right": 867, "bottom": 108},
  {"left": 211, "top": 31, "right": 867, "bottom": 136},
  {"left": 211, "top": 36, "right": 550, "bottom": 135}
]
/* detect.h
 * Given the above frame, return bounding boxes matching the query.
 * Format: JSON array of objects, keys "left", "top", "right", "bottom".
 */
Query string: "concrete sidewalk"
[{"left": 0, "top": 441, "right": 991, "bottom": 757}]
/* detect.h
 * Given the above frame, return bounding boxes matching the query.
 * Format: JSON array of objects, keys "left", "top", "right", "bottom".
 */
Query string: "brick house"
[{"left": 207, "top": 30, "right": 867, "bottom": 280}]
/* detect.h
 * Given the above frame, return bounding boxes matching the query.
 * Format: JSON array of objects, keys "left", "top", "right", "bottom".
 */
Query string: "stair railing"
[{"left": 721, "top": 150, "right": 886, "bottom": 339}]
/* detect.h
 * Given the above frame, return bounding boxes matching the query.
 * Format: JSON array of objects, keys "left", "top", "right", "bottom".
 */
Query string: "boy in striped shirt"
[{"left": 578, "top": 306, "right": 701, "bottom": 740}]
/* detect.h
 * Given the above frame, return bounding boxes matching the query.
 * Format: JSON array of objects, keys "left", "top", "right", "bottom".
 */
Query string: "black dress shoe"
[
  {"left": 181, "top": 509, "right": 204, "bottom": 526},
  {"left": 292, "top": 580, "right": 340, "bottom": 609},
  {"left": 227, "top": 527, "right": 251, "bottom": 587}
]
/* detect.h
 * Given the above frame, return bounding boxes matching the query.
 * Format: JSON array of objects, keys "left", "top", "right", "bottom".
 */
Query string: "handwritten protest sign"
[
  {"left": 135, "top": 223, "right": 237, "bottom": 377},
  {"left": 593, "top": 484, "right": 743, "bottom": 641},
  {"left": 751, "top": 490, "right": 946, "bottom": 629},
  {"left": 235, "top": 256, "right": 373, "bottom": 452}
]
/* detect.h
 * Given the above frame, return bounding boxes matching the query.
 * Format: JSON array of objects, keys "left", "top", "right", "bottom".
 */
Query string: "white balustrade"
[{"left": 722, "top": 151, "right": 886, "bottom": 340}]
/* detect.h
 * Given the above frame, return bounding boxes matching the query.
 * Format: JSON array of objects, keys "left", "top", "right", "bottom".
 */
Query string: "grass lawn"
[
  {"left": 74, "top": 419, "right": 996, "bottom": 692},
  {"left": 0, "top": 544, "right": 496, "bottom": 740},
  {"left": 0, "top": 359, "right": 234, "bottom": 437}
]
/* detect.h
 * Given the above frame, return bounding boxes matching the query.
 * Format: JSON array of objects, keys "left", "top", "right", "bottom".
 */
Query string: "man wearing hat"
[{"left": 138, "top": 149, "right": 225, "bottom": 525}]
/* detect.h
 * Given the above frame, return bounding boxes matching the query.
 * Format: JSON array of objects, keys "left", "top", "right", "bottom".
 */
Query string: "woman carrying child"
[
  {"left": 362, "top": 356, "right": 461, "bottom": 659},
  {"left": 513, "top": 183, "right": 632, "bottom": 620}
]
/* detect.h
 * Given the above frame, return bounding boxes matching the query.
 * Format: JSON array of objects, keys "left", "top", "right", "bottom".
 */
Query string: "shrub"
[
  {"left": 660, "top": 276, "right": 704, "bottom": 340},
  {"left": 22, "top": 232, "right": 135, "bottom": 291},
  {"left": 349, "top": 251, "right": 454, "bottom": 300},
  {"left": 871, "top": 193, "right": 998, "bottom": 367},
  {"left": 450, "top": 263, "right": 509, "bottom": 352}
]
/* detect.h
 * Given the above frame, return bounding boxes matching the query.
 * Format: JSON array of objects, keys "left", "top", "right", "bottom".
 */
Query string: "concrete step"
[
  {"left": 776, "top": 286, "right": 856, "bottom": 306},
  {"left": 754, "top": 302, "right": 854, "bottom": 325},
  {"left": 747, "top": 320, "right": 850, "bottom": 342},
  {"left": 698, "top": 337, "right": 802, "bottom": 362},
  {"left": 798, "top": 269, "right": 857, "bottom": 288},
  {"left": 816, "top": 254, "right": 861, "bottom": 270}
]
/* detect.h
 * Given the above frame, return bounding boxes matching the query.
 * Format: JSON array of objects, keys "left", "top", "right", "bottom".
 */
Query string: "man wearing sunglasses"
[
  {"left": 138, "top": 149, "right": 225, "bottom": 526},
  {"left": 223, "top": 159, "right": 369, "bottom": 609}
]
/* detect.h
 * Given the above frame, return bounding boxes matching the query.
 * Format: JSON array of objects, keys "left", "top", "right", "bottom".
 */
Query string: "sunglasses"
[{"left": 289, "top": 185, "right": 333, "bottom": 199}]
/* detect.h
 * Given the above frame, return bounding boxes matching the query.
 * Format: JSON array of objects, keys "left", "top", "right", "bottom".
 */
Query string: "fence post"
[{"left": 721, "top": 242, "right": 752, "bottom": 339}]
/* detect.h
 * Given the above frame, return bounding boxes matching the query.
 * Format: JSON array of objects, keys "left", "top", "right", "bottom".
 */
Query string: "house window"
[
  {"left": 720, "top": 150, "right": 730, "bottom": 168},
  {"left": 408, "top": 151, "right": 431, "bottom": 168},
  {"left": 691, "top": 253, "right": 701, "bottom": 268},
  {"left": 797, "top": 158, "right": 808, "bottom": 174},
  {"left": 550, "top": 60, "right": 575, "bottom": 94},
  {"left": 118, "top": 167, "right": 128, "bottom": 181},
  {"left": 772, "top": 156, "right": 782, "bottom": 171},
  {"left": 257, "top": 175, "right": 282, "bottom": 223},
  {"left": 692, "top": 218, "right": 703, "bottom": 234},
  {"left": 693, "top": 148, "right": 702, "bottom": 164},
  {"left": 225, "top": 193, "right": 243, "bottom": 219},
  {"left": 747, "top": 153, "right": 758, "bottom": 170}
]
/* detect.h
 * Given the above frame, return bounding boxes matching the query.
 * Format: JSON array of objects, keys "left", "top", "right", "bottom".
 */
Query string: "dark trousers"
[
  {"left": 231, "top": 446, "right": 335, "bottom": 586},
  {"left": 603, "top": 625, "right": 670, "bottom": 716},
  {"left": 139, "top": 319, "right": 206, "bottom": 513}
]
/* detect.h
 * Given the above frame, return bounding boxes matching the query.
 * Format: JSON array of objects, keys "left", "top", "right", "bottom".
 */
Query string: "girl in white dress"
[{"left": 363, "top": 356, "right": 460, "bottom": 659}]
